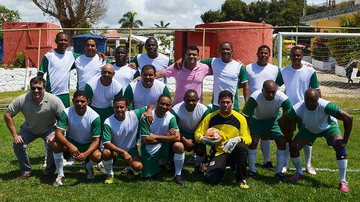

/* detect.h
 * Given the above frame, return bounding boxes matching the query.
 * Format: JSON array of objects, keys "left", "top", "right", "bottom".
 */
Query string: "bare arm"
[
  {"left": 142, "top": 129, "right": 180, "bottom": 145},
  {"left": 4, "top": 112, "right": 23, "bottom": 144},
  {"left": 239, "top": 82, "right": 250, "bottom": 102},
  {"left": 334, "top": 109, "right": 353, "bottom": 143},
  {"left": 156, "top": 70, "right": 166, "bottom": 79},
  {"left": 104, "top": 142, "right": 132, "bottom": 161}
]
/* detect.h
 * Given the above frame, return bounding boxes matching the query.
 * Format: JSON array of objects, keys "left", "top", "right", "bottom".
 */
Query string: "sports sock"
[
  {"left": 195, "top": 155, "right": 205, "bottom": 167},
  {"left": 86, "top": 159, "right": 97, "bottom": 170},
  {"left": 284, "top": 143, "right": 290, "bottom": 168},
  {"left": 53, "top": 152, "right": 64, "bottom": 177},
  {"left": 174, "top": 153, "right": 185, "bottom": 176},
  {"left": 102, "top": 159, "right": 114, "bottom": 176},
  {"left": 260, "top": 139, "right": 271, "bottom": 163},
  {"left": 291, "top": 156, "right": 303, "bottom": 174},
  {"left": 337, "top": 159, "right": 348, "bottom": 182},
  {"left": 248, "top": 149, "right": 257, "bottom": 173},
  {"left": 304, "top": 145, "right": 312, "bottom": 168},
  {"left": 276, "top": 149, "right": 286, "bottom": 173}
]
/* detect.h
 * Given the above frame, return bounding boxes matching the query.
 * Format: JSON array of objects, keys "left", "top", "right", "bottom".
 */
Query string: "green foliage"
[
  {"left": 12, "top": 52, "right": 25, "bottom": 68},
  {"left": 0, "top": 5, "right": 21, "bottom": 39},
  {"left": 201, "top": 10, "right": 224, "bottom": 23},
  {"left": 312, "top": 38, "right": 330, "bottom": 62},
  {"left": 154, "top": 20, "right": 170, "bottom": 28},
  {"left": 118, "top": 11, "right": 143, "bottom": 28}
]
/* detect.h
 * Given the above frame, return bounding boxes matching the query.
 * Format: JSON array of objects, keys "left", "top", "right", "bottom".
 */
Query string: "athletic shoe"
[
  {"left": 275, "top": 172, "right": 284, "bottom": 181},
  {"left": 17, "top": 172, "right": 32, "bottom": 180},
  {"left": 282, "top": 166, "right": 289, "bottom": 174},
  {"left": 290, "top": 172, "right": 305, "bottom": 181},
  {"left": 262, "top": 161, "right": 275, "bottom": 170},
  {"left": 339, "top": 181, "right": 349, "bottom": 193},
  {"left": 238, "top": 180, "right": 250, "bottom": 189},
  {"left": 104, "top": 175, "right": 114, "bottom": 184},
  {"left": 53, "top": 176, "right": 64, "bottom": 187},
  {"left": 174, "top": 175, "right": 185, "bottom": 186},
  {"left": 248, "top": 171, "right": 256, "bottom": 180},
  {"left": 85, "top": 163, "right": 95, "bottom": 180},
  {"left": 306, "top": 166, "right": 317, "bottom": 175}
]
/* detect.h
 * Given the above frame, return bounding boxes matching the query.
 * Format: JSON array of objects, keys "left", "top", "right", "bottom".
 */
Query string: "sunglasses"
[{"left": 31, "top": 87, "right": 43, "bottom": 91}]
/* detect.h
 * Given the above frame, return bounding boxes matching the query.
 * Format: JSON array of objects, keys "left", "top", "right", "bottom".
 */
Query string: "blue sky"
[{"left": 0, "top": 0, "right": 325, "bottom": 28}]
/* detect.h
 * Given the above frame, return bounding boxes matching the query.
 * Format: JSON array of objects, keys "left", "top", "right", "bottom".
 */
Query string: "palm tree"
[
  {"left": 118, "top": 11, "right": 143, "bottom": 28},
  {"left": 154, "top": 20, "right": 170, "bottom": 28}
]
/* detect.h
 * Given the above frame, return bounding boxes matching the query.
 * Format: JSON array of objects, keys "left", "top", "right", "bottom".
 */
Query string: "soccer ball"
[{"left": 204, "top": 127, "right": 223, "bottom": 142}]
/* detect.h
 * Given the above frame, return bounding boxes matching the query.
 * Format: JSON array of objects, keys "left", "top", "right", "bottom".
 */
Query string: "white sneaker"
[
  {"left": 53, "top": 176, "right": 64, "bottom": 187},
  {"left": 85, "top": 163, "right": 95, "bottom": 180},
  {"left": 282, "top": 166, "right": 289, "bottom": 174},
  {"left": 306, "top": 166, "right": 317, "bottom": 175}
]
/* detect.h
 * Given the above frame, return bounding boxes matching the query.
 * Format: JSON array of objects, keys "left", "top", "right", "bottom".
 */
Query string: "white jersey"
[
  {"left": 75, "top": 54, "right": 106, "bottom": 90},
  {"left": 57, "top": 106, "right": 101, "bottom": 144},
  {"left": 136, "top": 53, "right": 170, "bottom": 83},
  {"left": 103, "top": 110, "right": 141, "bottom": 150},
  {"left": 85, "top": 76, "right": 123, "bottom": 109},
  {"left": 211, "top": 58, "right": 246, "bottom": 106},
  {"left": 281, "top": 64, "right": 318, "bottom": 104},
  {"left": 172, "top": 101, "right": 209, "bottom": 134},
  {"left": 113, "top": 63, "right": 138, "bottom": 91},
  {"left": 246, "top": 62, "right": 281, "bottom": 94},
  {"left": 250, "top": 89, "right": 288, "bottom": 120},
  {"left": 293, "top": 99, "right": 335, "bottom": 134}
]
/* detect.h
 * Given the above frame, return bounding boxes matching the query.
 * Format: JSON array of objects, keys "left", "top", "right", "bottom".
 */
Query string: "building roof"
[{"left": 101, "top": 30, "right": 120, "bottom": 38}]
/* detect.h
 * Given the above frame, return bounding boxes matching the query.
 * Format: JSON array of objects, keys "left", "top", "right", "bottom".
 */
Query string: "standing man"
[
  {"left": 242, "top": 80, "right": 292, "bottom": 180},
  {"left": 75, "top": 38, "right": 110, "bottom": 91},
  {"left": 4, "top": 77, "right": 64, "bottom": 179},
  {"left": 112, "top": 46, "right": 140, "bottom": 91},
  {"left": 131, "top": 37, "right": 172, "bottom": 83},
  {"left": 279, "top": 46, "right": 320, "bottom": 175},
  {"left": 124, "top": 65, "right": 171, "bottom": 109},
  {"left": 85, "top": 64, "right": 123, "bottom": 124},
  {"left": 286, "top": 89, "right": 352, "bottom": 193},
  {"left": 157, "top": 45, "right": 210, "bottom": 105},
  {"left": 50, "top": 90, "right": 102, "bottom": 187},
  {"left": 195, "top": 90, "right": 251, "bottom": 188},
  {"left": 140, "top": 94, "right": 185, "bottom": 185},
  {"left": 171, "top": 90, "right": 211, "bottom": 172},
  {"left": 201, "top": 41, "right": 249, "bottom": 111},
  {"left": 37, "top": 32, "right": 75, "bottom": 107},
  {"left": 246, "top": 45, "right": 284, "bottom": 170}
]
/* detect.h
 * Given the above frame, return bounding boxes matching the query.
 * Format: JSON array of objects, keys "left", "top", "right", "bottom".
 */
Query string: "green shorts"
[
  {"left": 181, "top": 131, "right": 194, "bottom": 140},
  {"left": 57, "top": 93, "right": 70, "bottom": 108},
  {"left": 249, "top": 116, "right": 283, "bottom": 140},
  {"left": 141, "top": 144, "right": 170, "bottom": 177},
  {"left": 92, "top": 106, "right": 114, "bottom": 124},
  {"left": 66, "top": 137, "right": 91, "bottom": 153},
  {"left": 116, "top": 147, "right": 140, "bottom": 160},
  {"left": 295, "top": 121, "right": 341, "bottom": 146}
]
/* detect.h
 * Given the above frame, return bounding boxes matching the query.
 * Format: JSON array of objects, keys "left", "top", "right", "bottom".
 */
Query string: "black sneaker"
[
  {"left": 262, "top": 161, "right": 275, "bottom": 170},
  {"left": 248, "top": 171, "right": 256, "bottom": 180},
  {"left": 174, "top": 175, "right": 185, "bottom": 186},
  {"left": 275, "top": 172, "right": 284, "bottom": 181}
]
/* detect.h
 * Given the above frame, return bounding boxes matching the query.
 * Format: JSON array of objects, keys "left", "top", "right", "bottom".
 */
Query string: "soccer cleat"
[
  {"left": 306, "top": 166, "right": 317, "bottom": 175},
  {"left": 262, "top": 161, "right": 275, "bottom": 170},
  {"left": 17, "top": 172, "right": 32, "bottom": 180},
  {"left": 339, "top": 181, "right": 349, "bottom": 193},
  {"left": 282, "top": 166, "right": 289, "bottom": 174},
  {"left": 290, "top": 172, "right": 305, "bottom": 181},
  {"left": 174, "top": 175, "right": 185, "bottom": 186},
  {"left": 53, "top": 176, "right": 64, "bottom": 187},
  {"left": 239, "top": 180, "right": 250, "bottom": 189},
  {"left": 248, "top": 171, "right": 256, "bottom": 180},
  {"left": 275, "top": 172, "right": 284, "bottom": 181},
  {"left": 104, "top": 175, "right": 114, "bottom": 184},
  {"left": 85, "top": 163, "right": 95, "bottom": 180}
]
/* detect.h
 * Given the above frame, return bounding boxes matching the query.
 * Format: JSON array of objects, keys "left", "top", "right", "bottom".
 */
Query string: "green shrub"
[{"left": 13, "top": 52, "right": 25, "bottom": 68}]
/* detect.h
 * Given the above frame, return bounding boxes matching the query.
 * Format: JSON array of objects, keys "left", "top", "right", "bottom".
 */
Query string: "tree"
[
  {"left": 118, "top": 11, "right": 143, "bottom": 28},
  {"left": 221, "top": 0, "right": 248, "bottom": 21},
  {"left": 0, "top": 5, "right": 21, "bottom": 39},
  {"left": 155, "top": 20, "right": 170, "bottom": 28},
  {"left": 201, "top": 9, "right": 223, "bottom": 23},
  {"left": 32, "top": 0, "right": 108, "bottom": 38}
]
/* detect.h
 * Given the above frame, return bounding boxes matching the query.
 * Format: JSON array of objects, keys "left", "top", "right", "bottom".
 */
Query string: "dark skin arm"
[
  {"left": 333, "top": 109, "right": 353, "bottom": 146},
  {"left": 74, "top": 137, "right": 100, "bottom": 162},
  {"left": 238, "top": 82, "right": 249, "bottom": 102},
  {"left": 104, "top": 142, "right": 131, "bottom": 160},
  {"left": 54, "top": 128, "right": 81, "bottom": 157},
  {"left": 4, "top": 112, "right": 23, "bottom": 144},
  {"left": 142, "top": 128, "right": 180, "bottom": 145}
]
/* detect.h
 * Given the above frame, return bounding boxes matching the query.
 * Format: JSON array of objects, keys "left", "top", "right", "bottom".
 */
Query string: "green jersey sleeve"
[
  {"left": 102, "top": 123, "right": 112, "bottom": 143},
  {"left": 285, "top": 108, "right": 298, "bottom": 121},
  {"left": 168, "top": 59, "right": 173, "bottom": 66},
  {"left": 162, "top": 86, "right": 171, "bottom": 97},
  {"left": 200, "top": 58, "right": 214, "bottom": 68},
  {"left": 57, "top": 111, "right": 69, "bottom": 130},
  {"left": 124, "top": 85, "right": 134, "bottom": 110},
  {"left": 310, "top": 72, "right": 320, "bottom": 89},
  {"left": 201, "top": 107, "right": 212, "bottom": 121},
  {"left": 133, "top": 70, "right": 141, "bottom": 79},
  {"left": 39, "top": 56, "right": 49, "bottom": 74},
  {"left": 134, "top": 106, "right": 147, "bottom": 120},
  {"left": 140, "top": 117, "right": 151, "bottom": 136},
  {"left": 281, "top": 99, "right": 293, "bottom": 112},
  {"left": 91, "top": 117, "right": 101, "bottom": 138},
  {"left": 169, "top": 116, "right": 179, "bottom": 130},
  {"left": 84, "top": 84, "right": 94, "bottom": 101},
  {"left": 242, "top": 97, "right": 257, "bottom": 117},
  {"left": 324, "top": 102, "right": 340, "bottom": 117},
  {"left": 130, "top": 56, "right": 138, "bottom": 66},
  {"left": 238, "top": 65, "right": 248, "bottom": 84},
  {"left": 275, "top": 67, "right": 284, "bottom": 86}
]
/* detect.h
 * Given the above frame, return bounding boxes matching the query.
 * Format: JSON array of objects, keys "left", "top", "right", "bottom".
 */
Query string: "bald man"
[
  {"left": 285, "top": 89, "right": 352, "bottom": 192},
  {"left": 242, "top": 80, "right": 292, "bottom": 180},
  {"left": 84, "top": 64, "right": 123, "bottom": 123}
]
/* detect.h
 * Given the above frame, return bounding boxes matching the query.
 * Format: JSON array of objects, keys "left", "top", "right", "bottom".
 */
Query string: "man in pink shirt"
[{"left": 157, "top": 45, "right": 211, "bottom": 105}]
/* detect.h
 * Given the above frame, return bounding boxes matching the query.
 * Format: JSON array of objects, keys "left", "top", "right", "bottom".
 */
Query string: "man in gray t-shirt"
[{"left": 4, "top": 77, "right": 64, "bottom": 180}]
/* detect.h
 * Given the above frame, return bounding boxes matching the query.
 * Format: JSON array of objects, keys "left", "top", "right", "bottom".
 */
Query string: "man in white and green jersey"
[
  {"left": 242, "top": 80, "right": 292, "bottom": 180},
  {"left": 101, "top": 96, "right": 153, "bottom": 184},
  {"left": 85, "top": 64, "right": 123, "bottom": 124},
  {"left": 171, "top": 90, "right": 211, "bottom": 173},
  {"left": 74, "top": 38, "right": 110, "bottom": 91},
  {"left": 286, "top": 89, "right": 352, "bottom": 193},
  {"left": 200, "top": 41, "right": 249, "bottom": 111},
  {"left": 124, "top": 65, "right": 171, "bottom": 110},
  {"left": 50, "top": 90, "right": 102, "bottom": 187},
  {"left": 140, "top": 94, "right": 185, "bottom": 186},
  {"left": 38, "top": 32, "right": 75, "bottom": 107},
  {"left": 246, "top": 45, "right": 284, "bottom": 171},
  {"left": 112, "top": 46, "right": 140, "bottom": 91},
  {"left": 130, "top": 37, "right": 172, "bottom": 83},
  {"left": 278, "top": 46, "right": 320, "bottom": 175}
]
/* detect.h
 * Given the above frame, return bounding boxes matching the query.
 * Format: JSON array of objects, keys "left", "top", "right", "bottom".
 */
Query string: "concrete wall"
[{"left": 0, "top": 68, "right": 215, "bottom": 93}]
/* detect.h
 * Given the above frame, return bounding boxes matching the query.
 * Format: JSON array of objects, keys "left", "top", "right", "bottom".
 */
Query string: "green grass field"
[{"left": 0, "top": 91, "right": 359, "bottom": 201}]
